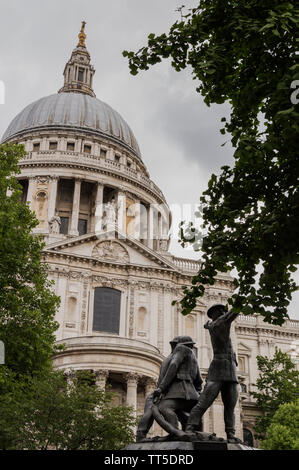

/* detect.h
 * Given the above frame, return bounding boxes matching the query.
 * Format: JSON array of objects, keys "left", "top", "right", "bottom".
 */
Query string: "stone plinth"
[{"left": 126, "top": 441, "right": 257, "bottom": 451}]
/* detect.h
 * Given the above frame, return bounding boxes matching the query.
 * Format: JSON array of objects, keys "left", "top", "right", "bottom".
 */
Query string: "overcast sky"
[{"left": 0, "top": 0, "right": 298, "bottom": 319}]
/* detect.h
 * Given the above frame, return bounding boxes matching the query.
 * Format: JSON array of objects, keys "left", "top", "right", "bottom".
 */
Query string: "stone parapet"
[{"left": 18, "top": 150, "right": 166, "bottom": 203}]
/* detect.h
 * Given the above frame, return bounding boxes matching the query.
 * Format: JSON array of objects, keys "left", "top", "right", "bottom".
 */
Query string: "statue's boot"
[
  {"left": 184, "top": 424, "right": 198, "bottom": 434},
  {"left": 226, "top": 432, "right": 242, "bottom": 443},
  {"left": 185, "top": 408, "right": 204, "bottom": 434},
  {"left": 136, "top": 432, "right": 147, "bottom": 442}
]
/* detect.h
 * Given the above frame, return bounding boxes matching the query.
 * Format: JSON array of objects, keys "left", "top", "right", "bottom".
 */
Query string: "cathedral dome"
[{"left": 1, "top": 92, "right": 141, "bottom": 158}]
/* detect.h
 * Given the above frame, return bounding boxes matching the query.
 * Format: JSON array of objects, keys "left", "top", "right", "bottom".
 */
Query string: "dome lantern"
[{"left": 58, "top": 21, "right": 96, "bottom": 98}]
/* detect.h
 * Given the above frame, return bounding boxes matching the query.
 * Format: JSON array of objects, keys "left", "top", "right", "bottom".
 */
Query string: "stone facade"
[{"left": 2, "top": 25, "right": 299, "bottom": 447}]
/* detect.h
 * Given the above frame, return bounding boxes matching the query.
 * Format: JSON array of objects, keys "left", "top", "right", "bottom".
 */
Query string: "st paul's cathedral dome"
[{"left": 2, "top": 92, "right": 141, "bottom": 159}]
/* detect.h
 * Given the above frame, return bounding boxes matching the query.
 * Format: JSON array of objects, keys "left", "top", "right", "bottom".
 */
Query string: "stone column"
[
  {"left": 69, "top": 179, "right": 81, "bottom": 236},
  {"left": 147, "top": 205, "right": 154, "bottom": 249},
  {"left": 117, "top": 190, "right": 126, "bottom": 235},
  {"left": 75, "top": 138, "right": 82, "bottom": 153},
  {"left": 144, "top": 377, "right": 158, "bottom": 437},
  {"left": 158, "top": 212, "right": 162, "bottom": 240},
  {"left": 93, "top": 142, "right": 100, "bottom": 157},
  {"left": 257, "top": 337, "right": 268, "bottom": 356},
  {"left": 59, "top": 136, "right": 66, "bottom": 151},
  {"left": 95, "top": 369, "right": 109, "bottom": 391},
  {"left": 134, "top": 199, "right": 140, "bottom": 241},
  {"left": 93, "top": 182, "right": 104, "bottom": 234},
  {"left": 107, "top": 149, "right": 114, "bottom": 160},
  {"left": 41, "top": 136, "right": 47, "bottom": 151},
  {"left": 234, "top": 397, "right": 243, "bottom": 440},
  {"left": 47, "top": 176, "right": 59, "bottom": 223},
  {"left": 63, "top": 368, "right": 76, "bottom": 389},
  {"left": 26, "top": 177, "right": 36, "bottom": 211},
  {"left": 162, "top": 212, "right": 169, "bottom": 240},
  {"left": 126, "top": 373, "right": 139, "bottom": 431},
  {"left": 144, "top": 377, "right": 156, "bottom": 397}
]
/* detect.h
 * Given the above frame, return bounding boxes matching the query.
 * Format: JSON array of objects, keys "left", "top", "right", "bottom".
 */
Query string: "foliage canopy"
[
  {"left": 123, "top": 0, "right": 299, "bottom": 325},
  {"left": 251, "top": 348, "right": 299, "bottom": 438},
  {"left": 0, "top": 370, "right": 135, "bottom": 450},
  {"left": 0, "top": 143, "right": 60, "bottom": 378},
  {"left": 261, "top": 400, "right": 299, "bottom": 450}
]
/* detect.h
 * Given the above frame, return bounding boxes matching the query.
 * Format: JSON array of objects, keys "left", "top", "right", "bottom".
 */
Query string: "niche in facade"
[
  {"left": 34, "top": 190, "right": 48, "bottom": 228},
  {"left": 65, "top": 296, "right": 77, "bottom": 328},
  {"left": 137, "top": 307, "right": 149, "bottom": 337}
]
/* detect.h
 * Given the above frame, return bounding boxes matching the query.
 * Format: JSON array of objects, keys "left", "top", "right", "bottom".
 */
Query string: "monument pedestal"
[{"left": 126, "top": 441, "right": 257, "bottom": 451}]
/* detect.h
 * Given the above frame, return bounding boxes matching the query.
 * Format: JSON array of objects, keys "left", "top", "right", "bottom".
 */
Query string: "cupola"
[{"left": 58, "top": 21, "right": 95, "bottom": 97}]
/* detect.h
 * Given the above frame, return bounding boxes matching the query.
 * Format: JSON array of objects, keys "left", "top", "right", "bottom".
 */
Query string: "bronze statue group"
[{"left": 136, "top": 304, "right": 242, "bottom": 444}]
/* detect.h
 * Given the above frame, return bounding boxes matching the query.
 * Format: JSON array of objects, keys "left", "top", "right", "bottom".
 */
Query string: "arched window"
[
  {"left": 243, "top": 428, "right": 254, "bottom": 447},
  {"left": 93, "top": 287, "right": 121, "bottom": 334}
]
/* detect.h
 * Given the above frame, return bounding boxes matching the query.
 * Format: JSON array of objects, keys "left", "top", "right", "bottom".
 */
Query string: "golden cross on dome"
[{"left": 77, "top": 21, "right": 87, "bottom": 47}]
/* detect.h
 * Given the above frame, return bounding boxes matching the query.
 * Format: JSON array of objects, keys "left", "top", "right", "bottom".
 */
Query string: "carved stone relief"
[{"left": 92, "top": 241, "right": 130, "bottom": 263}]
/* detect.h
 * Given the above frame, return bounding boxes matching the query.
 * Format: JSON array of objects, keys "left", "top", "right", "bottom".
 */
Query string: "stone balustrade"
[
  {"left": 237, "top": 314, "right": 299, "bottom": 330},
  {"left": 19, "top": 150, "right": 166, "bottom": 202},
  {"left": 172, "top": 256, "right": 202, "bottom": 272}
]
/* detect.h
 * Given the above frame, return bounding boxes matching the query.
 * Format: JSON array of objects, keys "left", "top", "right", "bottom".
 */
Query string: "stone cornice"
[
  {"left": 45, "top": 252, "right": 202, "bottom": 287},
  {"left": 45, "top": 258, "right": 176, "bottom": 281},
  {"left": 47, "top": 266, "right": 186, "bottom": 294},
  {"left": 52, "top": 335, "right": 164, "bottom": 365}
]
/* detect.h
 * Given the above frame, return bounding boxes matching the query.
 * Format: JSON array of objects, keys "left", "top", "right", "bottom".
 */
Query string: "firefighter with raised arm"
[{"left": 185, "top": 304, "right": 242, "bottom": 443}]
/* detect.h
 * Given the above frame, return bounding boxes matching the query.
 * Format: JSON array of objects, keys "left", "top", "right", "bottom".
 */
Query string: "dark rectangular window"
[
  {"left": 33, "top": 142, "right": 40, "bottom": 152},
  {"left": 115, "top": 155, "right": 120, "bottom": 163},
  {"left": 100, "top": 149, "right": 107, "bottom": 158},
  {"left": 67, "top": 142, "right": 75, "bottom": 151},
  {"left": 78, "top": 68, "right": 85, "bottom": 82},
  {"left": 84, "top": 144, "right": 91, "bottom": 154},
  {"left": 60, "top": 217, "right": 69, "bottom": 235},
  {"left": 49, "top": 141, "right": 57, "bottom": 150},
  {"left": 58, "top": 179, "right": 74, "bottom": 205},
  {"left": 78, "top": 219, "right": 87, "bottom": 236},
  {"left": 18, "top": 179, "right": 28, "bottom": 203},
  {"left": 93, "top": 287, "right": 121, "bottom": 334}
]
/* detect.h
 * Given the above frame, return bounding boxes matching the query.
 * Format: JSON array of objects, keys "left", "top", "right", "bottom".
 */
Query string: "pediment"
[
  {"left": 237, "top": 342, "right": 252, "bottom": 354},
  {"left": 44, "top": 231, "right": 176, "bottom": 271}
]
